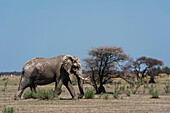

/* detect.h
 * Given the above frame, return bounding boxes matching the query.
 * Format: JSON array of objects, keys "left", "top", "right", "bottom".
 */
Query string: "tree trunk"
[
  {"left": 97, "top": 85, "right": 106, "bottom": 94},
  {"left": 136, "top": 72, "right": 140, "bottom": 80},
  {"left": 91, "top": 73, "right": 98, "bottom": 93},
  {"left": 149, "top": 75, "right": 156, "bottom": 83}
]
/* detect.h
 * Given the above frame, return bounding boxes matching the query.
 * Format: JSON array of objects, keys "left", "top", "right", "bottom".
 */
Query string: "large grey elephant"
[{"left": 15, "top": 55, "right": 86, "bottom": 100}]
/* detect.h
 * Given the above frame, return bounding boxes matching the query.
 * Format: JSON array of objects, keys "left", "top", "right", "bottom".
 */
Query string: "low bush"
[
  {"left": 84, "top": 88, "right": 94, "bottom": 99},
  {"left": 103, "top": 94, "right": 109, "bottom": 100},
  {"left": 24, "top": 89, "right": 58, "bottom": 100},
  {"left": 149, "top": 84, "right": 156, "bottom": 94},
  {"left": 23, "top": 90, "right": 33, "bottom": 99},
  {"left": 2, "top": 78, "right": 8, "bottom": 81},
  {"left": 150, "top": 90, "right": 159, "bottom": 98},
  {"left": 3, "top": 107, "right": 14, "bottom": 113},
  {"left": 164, "top": 83, "right": 170, "bottom": 94},
  {"left": 148, "top": 84, "right": 159, "bottom": 99},
  {"left": 113, "top": 86, "right": 120, "bottom": 99},
  {"left": 2, "top": 81, "right": 8, "bottom": 92},
  {"left": 130, "top": 84, "right": 140, "bottom": 94},
  {"left": 125, "top": 90, "right": 131, "bottom": 97}
]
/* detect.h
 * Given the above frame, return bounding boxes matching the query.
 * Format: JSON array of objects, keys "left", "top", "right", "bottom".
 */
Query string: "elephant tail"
[{"left": 18, "top": 69, "right": 24, "bottom": 90}]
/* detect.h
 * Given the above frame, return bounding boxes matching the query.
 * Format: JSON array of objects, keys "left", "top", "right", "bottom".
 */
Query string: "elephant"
[{"left": 15, "top": 55, "right": 87, "bottom": 100}]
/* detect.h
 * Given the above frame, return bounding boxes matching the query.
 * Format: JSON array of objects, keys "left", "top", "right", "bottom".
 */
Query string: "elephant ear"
[{"left": 62, "top": 55, "right": 73, "bottom": 74}]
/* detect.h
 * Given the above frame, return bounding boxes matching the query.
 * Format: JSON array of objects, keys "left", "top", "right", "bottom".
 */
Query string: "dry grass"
[{"left": 0, "top": 77, "right": 170, "bottom": 113}]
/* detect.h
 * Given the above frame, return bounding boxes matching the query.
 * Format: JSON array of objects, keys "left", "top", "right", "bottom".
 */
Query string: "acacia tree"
[
  {"left": 133, "top": 56, "right": 163, "bottom": 83},
  {"left": 83, "top": 46, "right": 129, "bottom": 94}
]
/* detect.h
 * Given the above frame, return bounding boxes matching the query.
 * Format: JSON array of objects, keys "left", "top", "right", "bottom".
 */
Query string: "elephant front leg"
[
  {"left": 63, "top": 78, "right": 76, "bottom": 99},
  {"left": 54, "top": 79, "right": 63, "bottom": 96}
]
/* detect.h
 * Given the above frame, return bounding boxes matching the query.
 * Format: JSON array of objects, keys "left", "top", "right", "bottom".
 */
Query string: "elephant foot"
[
  {"left": 71, "top": 96, "right": 78, "bottom": 100},
  {"left": 78, "top": 94, "right": 83, "bottom": 99},
  {"left": 14, "top": 96, "right": 21, "bottom": 100}
]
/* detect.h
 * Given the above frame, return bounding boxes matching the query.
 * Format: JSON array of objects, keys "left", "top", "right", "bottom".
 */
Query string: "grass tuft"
[
  {"left": 164, "top": 83, "right": 170, "bottom": 94},
  {"left": 84, "top": 88, "right": 94, "bottom": 99},
  {"left": 3, "top": 107, "right": 14, "bottom": 113},
  {"left": 103, "top": 93, "right": 109, "bottom": 100},
  {"left": 125, "top": 90, "right": 131, "bottom": 97},
  {"left": 113, "top": 86, "right": 120, "bottom": 99},
  {"left": 149, "top": 84, "right": 159, "bottom": 99},
  {"left": 150, "top": 90, "right": 159, "bottom": 98}
]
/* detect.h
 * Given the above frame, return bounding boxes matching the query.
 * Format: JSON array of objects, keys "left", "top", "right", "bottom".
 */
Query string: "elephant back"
[{"left": 23, "top": 57, "right": 45, "bottom": 70}]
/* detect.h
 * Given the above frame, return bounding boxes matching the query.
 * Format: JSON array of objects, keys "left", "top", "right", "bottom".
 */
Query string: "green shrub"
[
  {"left": 143, "top": 83, "right": 149, "bottom": 94},
  {"left": 127, "top": 86, "right": 130, "bottom": 89},
  {"left": 23, "top": 90, "right": 33, "bottom": 99},
  {"left": 150, "top": 90, "right": 159, "bottom": 98},
  {"left": 164, "top": 83, "right": 170, "bottom": 94},
  {"left": 136, "top": 79, "right": 145, "bottom": 85},
  {"left": 113, "top": 86, "right": 120, "bottom": 99},
  {"left": 2, "top": 78, "right": 8, "bottom": 81},
  {"left": 3, "top": 107, "right": 14, "bottom": 113},
  {"left": 103, "top": 94, "right": 109, "bottom": 100},
  {"left": 149, "top": 84, "right": 156, "bottom": 94},
  {"left": 130, "top": 84, "right": 140, "bottom": 94},
  {"left": 148, "top": 84, "right": 159, "bottom": 99},
  {"left": 2, "top": 81, "right": 8, "bottom": 92},
  {"left": 98, "top": 93, "right": 103, "bottom": 99},
  {"left": 119, "top": 86, "right": 125, "bottom": 92},
  {"left": 24, "top": 89, "right": 57, "bottom": 100},
  {"left": 125, "top": 90, "right": 131, "bottom": 97},
  {"left": 84, "top": 88, "right": 94, "bottom": 99}
]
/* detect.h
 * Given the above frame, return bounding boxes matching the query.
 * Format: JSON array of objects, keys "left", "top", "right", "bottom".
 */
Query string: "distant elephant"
[{"left": 15, "top": 55, "right": 86, "bottom": 100}]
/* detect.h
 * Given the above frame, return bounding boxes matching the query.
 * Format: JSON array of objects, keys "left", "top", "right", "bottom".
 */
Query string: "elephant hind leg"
[
  {"left": 15, "top": 77, "right": 31, "bottom": 100},
  {"left": 30, "top": 84, "right": 37, "bottom": 93}
]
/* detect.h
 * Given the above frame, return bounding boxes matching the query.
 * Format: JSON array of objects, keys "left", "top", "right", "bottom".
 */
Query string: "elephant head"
[{"left": 62, "top": 55, "right": 83, "bottom": 79}]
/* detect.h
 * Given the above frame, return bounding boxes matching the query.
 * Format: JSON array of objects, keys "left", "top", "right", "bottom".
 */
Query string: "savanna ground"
[{"left": 0, "top": 76, "right": 170, "bottom": 113}]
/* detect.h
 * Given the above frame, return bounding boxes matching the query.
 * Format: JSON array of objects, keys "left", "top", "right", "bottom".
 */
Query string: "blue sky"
[{"left": 0, "top": 0, "right": 170, "bottom": 72}]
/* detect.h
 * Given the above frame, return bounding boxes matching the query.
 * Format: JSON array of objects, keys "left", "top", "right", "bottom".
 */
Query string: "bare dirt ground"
[{"left": 0, "top": 77, "right": 170, "bottom": 113}]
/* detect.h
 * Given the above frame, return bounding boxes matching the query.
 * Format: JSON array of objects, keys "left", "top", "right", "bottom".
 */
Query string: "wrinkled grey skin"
[{"left": 15, "top": 55, "right": 85, "bottom": 100}]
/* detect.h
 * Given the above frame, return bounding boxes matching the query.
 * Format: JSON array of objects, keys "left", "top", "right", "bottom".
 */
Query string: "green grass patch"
[
  {"left": 103, "top": 93, "right": 109, "bottom": 100},
  {"left": 84, "top": 88, "right": 94, "bottom": 99},
  {"left": 164, "top": 82, "right": 170, "bottom": 94},
  {"left": 125, "top": 90, "right": 131, "bottom": 97},
  {"left": 149, "top": 84, "right": 159, "bottom": 99},
  {"left": 23, "top": 89, "right": 58, "bottom": 100},
  {"left": 150, "top": 90, "right": 159, "bottom": 98},
  {"left": 3, "top": 107, "right": 14, "bottom": 113}
]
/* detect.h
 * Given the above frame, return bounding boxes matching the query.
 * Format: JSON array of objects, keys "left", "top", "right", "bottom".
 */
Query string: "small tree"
[
  {"left": 163, "top": 66, "right": 170, "bottom": 75},
  {"left": 83, "top": 46, "right": 129, "bottom": 94},
  {"left": 133, "top": 56, "right": 163, "bottom": 83}
]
